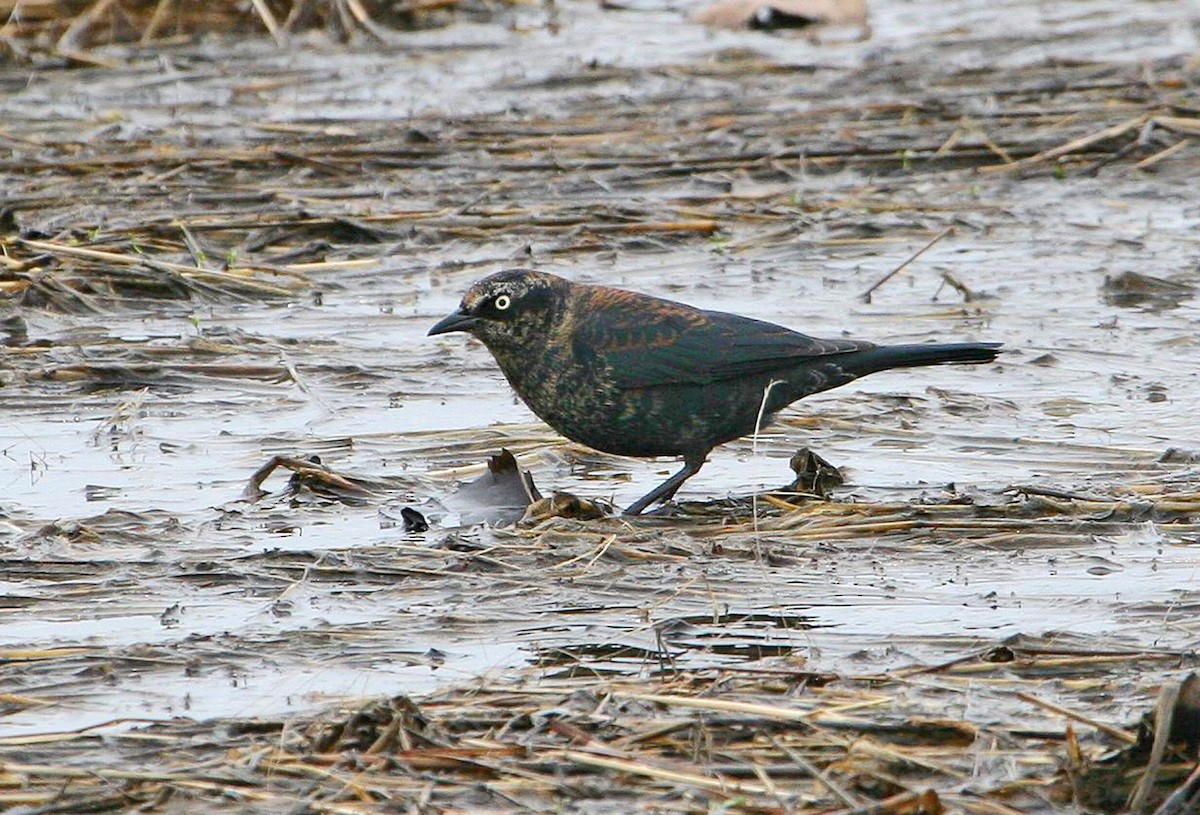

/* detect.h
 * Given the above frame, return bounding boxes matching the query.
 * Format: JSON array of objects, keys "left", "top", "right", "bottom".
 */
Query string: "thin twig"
[
  {"left": 860, "top": 227, "right": 954, "bottom": 302},
  {"left": 1016, "top": 691, "right": 1137, "bottom": 745}
]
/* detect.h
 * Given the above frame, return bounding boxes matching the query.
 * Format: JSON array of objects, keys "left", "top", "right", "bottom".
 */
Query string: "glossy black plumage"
[{"left": 429, "top": 269, "right": 1001, "bottom": 515}]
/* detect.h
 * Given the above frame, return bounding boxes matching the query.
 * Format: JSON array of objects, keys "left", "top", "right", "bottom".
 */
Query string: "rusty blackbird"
[{"left": 429, "top": 269, "right": 1001, "bottom": 515}]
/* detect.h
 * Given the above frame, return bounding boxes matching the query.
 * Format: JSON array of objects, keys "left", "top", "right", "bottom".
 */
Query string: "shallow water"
[{"left": 2, "top": 0, "right": 1199, "bottom": 745}]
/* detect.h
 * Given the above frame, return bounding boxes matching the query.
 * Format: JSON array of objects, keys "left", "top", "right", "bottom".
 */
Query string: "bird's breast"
[{"left": 489, "top": 337, "right": 618, "bottom": 435}]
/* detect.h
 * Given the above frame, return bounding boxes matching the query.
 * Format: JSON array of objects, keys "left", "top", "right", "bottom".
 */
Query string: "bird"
[{"left": 429, "top": 269, "right": 1001, "bottom": 515}]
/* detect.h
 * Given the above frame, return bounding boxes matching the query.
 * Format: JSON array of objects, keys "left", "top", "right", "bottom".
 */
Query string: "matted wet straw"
[
  {"left": 2, "top": 42, "right": 1197, "bottom": 317},
  {"left": 2, "top": 49, "right": 1197, "bottom": 399},
  {"left": 0, "top": 0, "right": 519, "bottom": 64},
  {"left": 3, "top": 6, "right": 1200, "bottom": 813},
  {"left": 3, "top": 458, "right": 1199, "bottom": 811},
  {"left": 0, "top": 605, "right": 1197, "bottom": 812},
  {"left": 2, "top": 56, "right": 1196, "bottom": 300}
]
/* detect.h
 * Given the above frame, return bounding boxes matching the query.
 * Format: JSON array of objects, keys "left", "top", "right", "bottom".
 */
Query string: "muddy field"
[{"left": 2, "top": 0, "right": 1200, "bottom": 811}]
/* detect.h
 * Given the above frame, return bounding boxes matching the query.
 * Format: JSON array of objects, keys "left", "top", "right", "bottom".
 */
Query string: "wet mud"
[{"left": 2, "top": 0, "right": 1200, "bottom": 810}]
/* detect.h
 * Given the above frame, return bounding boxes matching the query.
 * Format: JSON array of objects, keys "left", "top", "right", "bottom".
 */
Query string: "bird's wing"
[{"left": 571, "top": 290, "right": 865, "bottom": 388}]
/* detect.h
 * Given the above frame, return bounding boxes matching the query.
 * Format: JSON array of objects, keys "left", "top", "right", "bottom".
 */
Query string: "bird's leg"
[{"left": 624, "top": 454, "right": 707, "bottom": 516}]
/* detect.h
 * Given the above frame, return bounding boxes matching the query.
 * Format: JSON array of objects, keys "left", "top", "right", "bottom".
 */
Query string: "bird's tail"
[{"left": 843, "top": 342, "right": 1002, "bottom": 376}]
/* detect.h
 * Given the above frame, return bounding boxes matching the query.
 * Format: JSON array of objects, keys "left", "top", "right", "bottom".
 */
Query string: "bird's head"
[{"left": 428, "top": 269, "right": 568, "bottom": 353}]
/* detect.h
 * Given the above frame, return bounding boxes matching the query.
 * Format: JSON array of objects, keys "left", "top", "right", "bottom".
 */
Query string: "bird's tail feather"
[{"left": 845, "top": 342, "right": 1002, "bottom": 376}]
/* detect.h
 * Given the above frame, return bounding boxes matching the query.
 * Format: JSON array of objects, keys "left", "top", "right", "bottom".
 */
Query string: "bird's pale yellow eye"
[{"left": 495, "top": 294, "right": 512, "bottom": 311}]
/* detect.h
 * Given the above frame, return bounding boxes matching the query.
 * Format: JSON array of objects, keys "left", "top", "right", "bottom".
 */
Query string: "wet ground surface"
[{"left": 2, "top": 0, "right": 1200, "bottom": 809}]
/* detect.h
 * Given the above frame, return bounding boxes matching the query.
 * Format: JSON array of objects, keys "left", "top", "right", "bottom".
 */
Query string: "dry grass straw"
[
  {"left": 3, "top": 458, "right": 1198, "bottom": 812},
  {"left": 664, "top": 480, "right": 1200, "bottom": 546},
  {"left": 0, "top": 0, "right": 518, "bottom": 62},
  {"left": 2, "top": 18, "right": 1199, "bottom": 814},
  {"left": 2, "top": 50, "right": 1196, "bottom": 321},
  {"left": 1, "top": 656, "right": 1195, "bottom": 813}
]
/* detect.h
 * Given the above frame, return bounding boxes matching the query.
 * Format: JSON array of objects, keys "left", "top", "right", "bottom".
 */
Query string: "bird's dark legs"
[{"left": 624, "top": 454, "right": 707, "bottom": 516}]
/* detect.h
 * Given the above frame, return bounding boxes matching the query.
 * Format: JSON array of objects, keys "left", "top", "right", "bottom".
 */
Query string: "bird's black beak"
[{"left": 428, "top": 308, "right": 479, "bottom": 336}]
